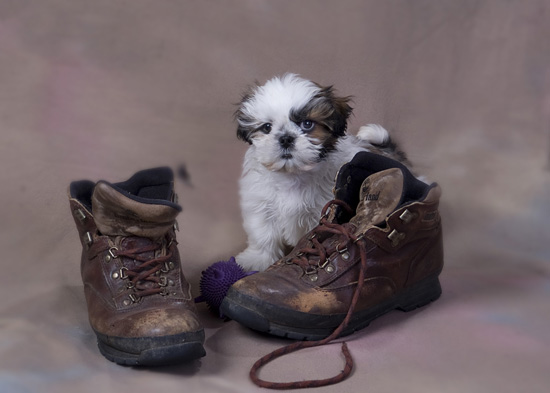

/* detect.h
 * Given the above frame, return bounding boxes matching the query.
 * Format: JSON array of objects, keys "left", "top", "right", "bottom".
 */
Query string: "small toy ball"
[{"left": 195, "top": 257, "right": 256, "bottom": 318}]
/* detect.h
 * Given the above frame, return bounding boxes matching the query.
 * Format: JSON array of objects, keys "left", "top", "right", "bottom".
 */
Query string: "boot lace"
[
  {"left": 110, "top": 237, "right": 175, "bottom": 300},
  {"left": 249, "top": 200, "right": 370, "bottom": 389},
  {"left": 290, "top": 199, "right": 359, "bottom": 273}
]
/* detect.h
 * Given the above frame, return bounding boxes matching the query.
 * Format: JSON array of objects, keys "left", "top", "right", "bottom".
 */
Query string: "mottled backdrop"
[{"left": 1, "top": 1, "right": 549, "bottom": 392}]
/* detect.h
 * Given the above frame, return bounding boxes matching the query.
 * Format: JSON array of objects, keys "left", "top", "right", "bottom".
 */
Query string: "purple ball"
[{"left": 195, "top": 257, "right": 256, "bottom": 317}]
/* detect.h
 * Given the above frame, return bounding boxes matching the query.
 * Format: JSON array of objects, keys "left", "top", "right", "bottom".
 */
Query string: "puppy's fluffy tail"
[
  {"left": 357, "top": 124, "right": 410, "bottom": 164},
  {"left": 357, "top": 124, "right": 390, "bottom": 145}
]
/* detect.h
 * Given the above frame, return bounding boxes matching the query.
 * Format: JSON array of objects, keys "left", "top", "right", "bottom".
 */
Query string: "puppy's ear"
[
  {"left": 330, "top": 95, "right": 353, "bottom": 136},
  {"left": 234, "top": 92, "right": 254, "bottom": 145},
  {"left": 316, "top": 85, "right": 353, "bottom": 137}
]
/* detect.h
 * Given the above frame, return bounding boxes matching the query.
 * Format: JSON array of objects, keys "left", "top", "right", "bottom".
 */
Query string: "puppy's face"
[{"left": 235, "top": 74, "right": 352, "bottom": 173}]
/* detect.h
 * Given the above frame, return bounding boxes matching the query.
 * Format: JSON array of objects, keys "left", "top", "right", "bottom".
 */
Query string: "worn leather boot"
[
  {"left": 68, "top": 167, "right": 205, "bottom": 366},
  {"left": 221, "top": 151, "right": 443, "bottom": 340}
]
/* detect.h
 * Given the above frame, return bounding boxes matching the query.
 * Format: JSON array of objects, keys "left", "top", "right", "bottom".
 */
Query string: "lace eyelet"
[
  {"left": 129, "top": 293, "right": 141, "bottom": 303},
  {"left": 161, "top": 261, "right": 174, "bottom": 273},
  {"left": 108, "top": 247, "right": 118, "bottom": 259},
  {"left": 399, "top": 209, "right": 417, "bottom": 224},
  {"left": 119, "top": 267, "right": 129, "bottom": 280},
  {"left": 305, "top": 266, "right": 317, "bottom": 275},
  {"left": 335, "top": 243, "right": 347, "bottom": 253},
  {"left": 387, "top": 229, "right": 406, "bottom": 247},
  {"left": 336, "top": 244, "right": 350, "bottom": 260}
]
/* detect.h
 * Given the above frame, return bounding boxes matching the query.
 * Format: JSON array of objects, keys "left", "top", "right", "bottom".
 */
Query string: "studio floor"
[{"left": 1, "top": 1, "right": 549, "bottom": 392}]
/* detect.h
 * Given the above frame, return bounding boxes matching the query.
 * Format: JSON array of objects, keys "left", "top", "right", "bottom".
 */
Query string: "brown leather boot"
[
  {"left": 68, "top": 167, "right": 205, "bottom": 366},
  {"left": 221, "top": 151, "right": 443, "bottom": 340}
]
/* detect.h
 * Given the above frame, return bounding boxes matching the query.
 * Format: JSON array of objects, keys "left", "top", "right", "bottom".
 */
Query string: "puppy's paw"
[
  {"left": 357, "top": 124, "right": 389, "bottom": 145},
  {"left": 235, "top": 248, "right": 275, "bottom": 272}
]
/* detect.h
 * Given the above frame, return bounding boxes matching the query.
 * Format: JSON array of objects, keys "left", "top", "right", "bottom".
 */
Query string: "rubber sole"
[
  {"left": 94, "top": 329, "right": 206, "bottom": 366},
  {"left": 220, "top": 275, "right": 442, "bottom": 341}
]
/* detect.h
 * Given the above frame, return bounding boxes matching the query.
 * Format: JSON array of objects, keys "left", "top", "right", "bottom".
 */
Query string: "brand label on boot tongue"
[
  {"left": 350, "top": 168, "right": 405, "bottom": 233},
  {"left": 364, "top": 191, "right": 380, "bottom": 201}
]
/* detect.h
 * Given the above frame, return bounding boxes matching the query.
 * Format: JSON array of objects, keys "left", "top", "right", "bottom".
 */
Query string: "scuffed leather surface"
[{"left": 1, "top": 1, "right": 549, "bottom": 392}]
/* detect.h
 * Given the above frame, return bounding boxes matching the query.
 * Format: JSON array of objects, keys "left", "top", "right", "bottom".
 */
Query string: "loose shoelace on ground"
[
  {"left": 249, "top": 200, "right": 369, "bottom": 389},
  {"left": 112, "top": 240, "right": 174, "bottom": 299}
]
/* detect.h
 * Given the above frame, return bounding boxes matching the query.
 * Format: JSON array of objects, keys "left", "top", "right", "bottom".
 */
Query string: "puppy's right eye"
[{"left": 259, "top": 123, "right": 272, "bottom": 133}]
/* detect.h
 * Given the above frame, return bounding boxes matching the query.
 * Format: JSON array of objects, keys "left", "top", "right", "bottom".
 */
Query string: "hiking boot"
[
  {"left": 221, "top": 151, "right": 443, "bottom": 340},
  {"left": 68, "top": 167, "right": 205, "bottom": 366}
]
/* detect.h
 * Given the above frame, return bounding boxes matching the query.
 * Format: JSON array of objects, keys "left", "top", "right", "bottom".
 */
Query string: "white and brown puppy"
[{"left": 235, "top": 73, "right": 407, "bottom": 271}]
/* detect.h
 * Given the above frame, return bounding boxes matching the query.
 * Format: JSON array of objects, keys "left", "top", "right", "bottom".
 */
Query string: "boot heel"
[{"left": 397, "top": 276, "right": 442, "bottom": 312}]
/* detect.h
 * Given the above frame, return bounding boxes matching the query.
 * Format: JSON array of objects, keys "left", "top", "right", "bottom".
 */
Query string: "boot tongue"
[
  {"left": 92, "top": 181, "right": 179, "bottom": 238},
  {"left": 349, "top": 168, "right": 405, "bottom": 234}
]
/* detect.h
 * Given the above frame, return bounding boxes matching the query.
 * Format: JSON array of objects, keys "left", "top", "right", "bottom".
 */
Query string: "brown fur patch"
[
  {"left": 306, "top": 124, "right": 339, "bottom": 156},
  {"left": 285, "top": 84, "right": 352, "bottom": 158},
  {"left": 291, "top": 84, "right": 353, "bottom": 138}
]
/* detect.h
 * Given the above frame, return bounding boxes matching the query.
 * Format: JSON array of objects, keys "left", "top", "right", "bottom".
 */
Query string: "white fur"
[
  {"left": 358, "top": 124, "right": 390, "bottom": 145},
  {"left": 235, "top": 74, "right": 390, "bottom": 271}
]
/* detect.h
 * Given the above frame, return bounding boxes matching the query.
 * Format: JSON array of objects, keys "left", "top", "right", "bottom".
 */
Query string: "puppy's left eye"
[{"left": 300, "top": 120, "right": 315, "bottom": 132}]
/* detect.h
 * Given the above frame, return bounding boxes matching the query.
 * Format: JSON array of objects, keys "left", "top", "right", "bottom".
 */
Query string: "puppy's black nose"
[{"left": 279, "top": 134, "right": 295, "bottom": 149}]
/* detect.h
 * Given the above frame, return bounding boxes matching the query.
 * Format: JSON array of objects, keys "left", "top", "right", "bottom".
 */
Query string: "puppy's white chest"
[
  {"left": 274, "top": 187, "right": 305, "bottom": 217},
  {"left": 272, "top": 178, "right": 328, "bottom": 242}
]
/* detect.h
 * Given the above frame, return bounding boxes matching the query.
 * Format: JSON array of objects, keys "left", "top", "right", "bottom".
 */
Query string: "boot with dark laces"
[
  {"left": 68, "top": 167, "right": 205, "bottom": 366},
  {"left": 221, "top": 151, "right": 444, "bottom": 388}
]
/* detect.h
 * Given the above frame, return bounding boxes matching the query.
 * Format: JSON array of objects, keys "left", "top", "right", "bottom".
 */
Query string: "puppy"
[{"left": 234, "top": 73, "right": 408, "bottom": 271}]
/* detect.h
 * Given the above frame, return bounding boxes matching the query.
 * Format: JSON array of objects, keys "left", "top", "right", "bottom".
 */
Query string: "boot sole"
[
  {"left": 94, "top": 330, "right": 206, "bottom": 366},
  {"left": 220, "top": 274, "right": 442, "bottom": 341}
]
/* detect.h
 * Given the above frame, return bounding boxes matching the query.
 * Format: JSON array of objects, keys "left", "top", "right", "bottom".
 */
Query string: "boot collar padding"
[{"left": 92, "top": 181, "right": 179, "bottom": 238}]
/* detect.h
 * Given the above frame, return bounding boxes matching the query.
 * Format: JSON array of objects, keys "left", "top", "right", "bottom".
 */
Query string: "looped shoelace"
[
  {"left": 250, "top": 199, "right": 369, "bottom": 389},
  {"left": 291, "top": 199, "right": 358, "bottom": 271},
  {"left": 113, "top": 241, "right": 173, "bottom": 298}
]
